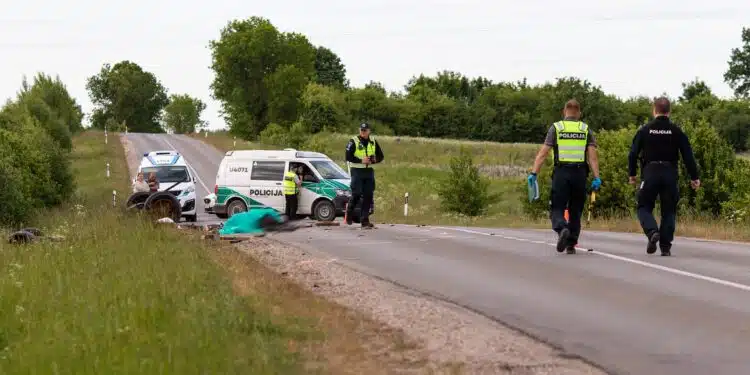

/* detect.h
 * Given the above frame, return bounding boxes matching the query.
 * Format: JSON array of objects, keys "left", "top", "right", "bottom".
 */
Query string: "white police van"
[
  {"left": 212, "top": 148, "right": 369, "bottom": 221},
  {"left": 137, "top": 150, "right": 198, "bottom": 222}
]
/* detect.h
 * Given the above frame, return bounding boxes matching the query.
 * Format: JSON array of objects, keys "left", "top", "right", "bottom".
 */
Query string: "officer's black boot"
[
  {"left": 660, "top": 244, "right": 671, "bottom": 256},
  {"left": 556, "top": 228, "right": 570, "bottom": 253},
  {"left": 646, "top": 230, "right": 660, "bottom": 254}
]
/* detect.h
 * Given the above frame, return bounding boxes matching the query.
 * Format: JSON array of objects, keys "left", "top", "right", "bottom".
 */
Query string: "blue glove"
[
  {"left": 591, "top": 177, "right": 602, "bottom": 191},
  {"left": 527, "top": 173, "right": 537, "bottom": 186}
]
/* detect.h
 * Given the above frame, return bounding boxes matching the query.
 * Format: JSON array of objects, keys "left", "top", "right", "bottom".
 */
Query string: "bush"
[
  {"left": 0, "top": 73, "right": 80, "bottom": 226},
  {"left": 521, "top": 119, "right": 750, "bottom": 220},
  {"left": 437, "top": 147, "right": 495, "bottom": 216}
]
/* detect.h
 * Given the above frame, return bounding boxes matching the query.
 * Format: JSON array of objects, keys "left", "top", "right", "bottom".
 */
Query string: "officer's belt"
[
  {"left": 554, "top": 163, "right": 587, "bottom": 168},
  {"left": 645, "top": 161, "right": 674, "bottom": 167}
]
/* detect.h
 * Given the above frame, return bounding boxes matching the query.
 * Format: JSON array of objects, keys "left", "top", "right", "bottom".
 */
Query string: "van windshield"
[
  {"left": 141, "top": 166, "right": 190, "bottom": 183},
  {"left": 309, "top": 160, "right": 349, "bottom": 180}
]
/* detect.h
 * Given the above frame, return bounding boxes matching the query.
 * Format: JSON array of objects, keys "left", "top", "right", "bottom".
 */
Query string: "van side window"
[{"left": 250, "top": 161, "right": 285, "bottom": 181}]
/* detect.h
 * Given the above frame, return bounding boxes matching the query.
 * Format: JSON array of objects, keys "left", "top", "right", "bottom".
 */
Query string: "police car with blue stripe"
[{"left": 137, "top": 150, "right": 198, "bottom": 222}]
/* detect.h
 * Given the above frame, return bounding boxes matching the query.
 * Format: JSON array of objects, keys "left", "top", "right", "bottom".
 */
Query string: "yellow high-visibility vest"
[
  {"left": 349, "top": 136, "right": 377, "bottom": 169},
  {"left": 283, "top": 171, "right": 298, "bottom": 195},
  {"left": 554, "top": 121, "right": 588, "bottom": 164}
]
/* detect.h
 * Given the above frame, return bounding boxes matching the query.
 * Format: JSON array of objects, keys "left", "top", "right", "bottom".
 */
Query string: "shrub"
[
  {"left": 0, "top": 73, "right": 79, "bottom": 226},
  {"left": 521, "top": 119, "right": 750, "bottom": 220},
  {"left": 437, "top": 147, "right": 495, "bottom": 216}
]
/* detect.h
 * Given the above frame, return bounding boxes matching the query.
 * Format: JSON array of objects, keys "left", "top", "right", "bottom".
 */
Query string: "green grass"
[
  {"left": 197, "top": 131, "right": 750, "bottom": 242},
  {"left": 0, "top": 131, "right": 425, "bottom": 375}
]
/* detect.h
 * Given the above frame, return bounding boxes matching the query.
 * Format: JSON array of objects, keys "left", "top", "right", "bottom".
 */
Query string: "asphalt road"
[{"left": 125, "top": 133, "right": 750, "bottom": 375}]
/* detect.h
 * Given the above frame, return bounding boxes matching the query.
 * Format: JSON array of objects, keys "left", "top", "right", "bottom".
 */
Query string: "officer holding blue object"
[
  {"left": 528, "top": 99, "right": 601, "bottom": 254},
  {"left": 628, "top": 97, "right": 700, "bottom": 256}
]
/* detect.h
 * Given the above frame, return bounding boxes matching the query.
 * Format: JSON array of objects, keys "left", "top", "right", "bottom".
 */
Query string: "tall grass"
[{"left": 0, "top": 132, "right": 305, "bottom": 374}]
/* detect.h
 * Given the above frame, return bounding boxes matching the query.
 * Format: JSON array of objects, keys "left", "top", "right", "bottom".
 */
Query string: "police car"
[{"left": 137, "top": 150, "right": 198, "bottom": 222}]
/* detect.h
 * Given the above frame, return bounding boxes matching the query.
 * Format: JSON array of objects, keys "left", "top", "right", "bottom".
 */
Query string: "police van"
[
  {"left": 212, "top": 149, "right": 365, "bottom": 221},
  {"left": 137, "top": 150, "right": 198, "bottom": 222}
]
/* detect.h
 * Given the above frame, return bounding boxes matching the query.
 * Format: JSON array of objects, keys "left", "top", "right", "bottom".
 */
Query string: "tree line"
[
  {"left": 83, "top": 17, "right": 750, "bottom": 151},
  {"left": 0, "top": 74, "right": 83, "bottom": 225},
  {"left": 201, "top": 17, "right": 749, "bottom": 151}
]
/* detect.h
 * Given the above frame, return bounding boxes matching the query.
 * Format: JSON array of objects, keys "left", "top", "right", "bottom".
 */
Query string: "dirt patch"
[{"left": 119, "top": 134, "right": 140, "bottom": 179}]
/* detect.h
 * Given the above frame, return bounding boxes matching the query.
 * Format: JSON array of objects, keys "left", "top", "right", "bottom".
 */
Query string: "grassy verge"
[
  {"left": 195, "top": 132, "right": 750, "bottom": 242},
  {"left": 0, "top": 131, "right": 424, "bottom": 374}
]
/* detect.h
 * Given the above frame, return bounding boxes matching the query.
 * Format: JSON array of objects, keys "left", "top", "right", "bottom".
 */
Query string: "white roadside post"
[
  {"left": 204, "top": 130, "right": 208, "bottom": 138},
  {"left": 104, "top": 126, "right": 108, "bottom": 144},
  {"left": 233, "top": 136, "right": 236, "bottom": 148},
  {"left": 112, "top": 190, "right": 117, "bottom": 208},
  {"left": 106, "top": 162, "right": 110, "bottom": 178},
  {"left": 404, "top": 192, "right": 409, "bottom": 217}
]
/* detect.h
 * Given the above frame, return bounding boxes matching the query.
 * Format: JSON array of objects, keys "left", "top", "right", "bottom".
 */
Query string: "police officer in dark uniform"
[
  {"left": 628, "top": 96, "right": 700, "bottom": 256},
  {"left": 345, "top": 123, "right": 384, "bottom": 228},
  {"left": 528, "top": 99, "right": 601, "bottom": 254}
]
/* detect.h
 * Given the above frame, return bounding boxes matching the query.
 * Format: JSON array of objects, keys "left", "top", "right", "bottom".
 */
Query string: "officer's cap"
[{"left": 359, "top": 123, "right": 370, "bottom": 130}]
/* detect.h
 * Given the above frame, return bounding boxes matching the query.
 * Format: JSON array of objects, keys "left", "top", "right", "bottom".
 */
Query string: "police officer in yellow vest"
[
  {"left": 345, "top": 122, "right": 384, "bottom": 228},
  {"left": 528, "top": 99, "right": 601, "bottom": 254},
  {"left": 283, "top": 165, "right": 302, "bottom": 219}
]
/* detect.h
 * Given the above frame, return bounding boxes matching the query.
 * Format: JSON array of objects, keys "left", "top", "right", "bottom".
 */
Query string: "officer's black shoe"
[
  {"left": 556, "top": 228, "right": 570, "bottom": 253},
  {"left": 361, "top": 221, "right": 374, "bottom": 229},
  {"left": 565, "top": 245, "right": 576, "bottom": 254},
  {"left": 646, "top": 231, "right": 660, "bottom": 254},
  {"left": 345, "top": 212, "right": 353, "bottom": 225},
  {"left": 660, "top": 245, "right": 671, "bottom": 256}
]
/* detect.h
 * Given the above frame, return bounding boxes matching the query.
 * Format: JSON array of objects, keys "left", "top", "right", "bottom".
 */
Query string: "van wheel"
[
  {"left": 227, "top": 199, "right": 247, "bottom": 218},
  {"left": 313, "top": 200, "right": 336, "bottom": 222},
  {"left": 216, "top": 213, "right": 229, "bottom": 219},
  {"left": 184, "top": 214, "right": 197, "bottom": 222}
]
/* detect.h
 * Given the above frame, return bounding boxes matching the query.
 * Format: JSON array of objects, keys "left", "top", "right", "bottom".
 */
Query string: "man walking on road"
[
  {"left": 283, "top": 165, "right": 302, "bottom": 220},
  {"left": 628, "top": 96, "right": 700, "bottom": 256},
  {"left": 345, "top": 122, "right": 384, "bottom": 229},
  {"left": 528, "top": 99, "right": 601, "bottom": 254}
]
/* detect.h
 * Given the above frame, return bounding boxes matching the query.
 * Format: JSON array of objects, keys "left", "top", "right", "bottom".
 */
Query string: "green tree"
[
  {"left": 679, "top": 78, "right": 714, "bottom": 102},
  {"left": 724, "top": 27, "right": 750, "bottom": 98},
  {"left": 85, "top": 60, "right": 169, "bottom": 132},
  {"left": 438, "top": 147, "right": 495, "bottom": 216},
  {"left": 314, "top": 46, "right": 349, "bottom": 89},
  {"left": 299, "top": 83, "right": 349, "bottom": 133},
  {"left": 209, "top": 17, "right": 317, "bottom": 139},
  {"left": 163, "top": 94, "right": 207, "bottom": 134}
]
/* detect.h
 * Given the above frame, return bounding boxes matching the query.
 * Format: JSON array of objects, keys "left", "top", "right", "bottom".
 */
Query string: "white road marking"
[{"left": 431, "top": 226, "right": 750, "bottom": 293}]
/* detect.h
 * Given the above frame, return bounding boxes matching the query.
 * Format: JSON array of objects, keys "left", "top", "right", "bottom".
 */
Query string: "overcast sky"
[{"left": 1, "top": 0, "right": 748, "bottom": 130}]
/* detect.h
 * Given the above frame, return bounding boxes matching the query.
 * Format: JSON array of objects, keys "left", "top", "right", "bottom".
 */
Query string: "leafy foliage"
[
  {"left": 521, "top": 121, "right": 750, "bottom": 221},
  {"left": 86, "top": 60, "right": 169, "bottom": 133},
  {"left": 0, "top": 73, "right": 80, "bottom": 225},
  {"left": 437, "top": 148, "right": 495, "bottom": 216},
  {"left": 724, "top": 27, "right": 750, "bottom": 98},
  {"left": 163, "top": 94, "right": 207, "bottom": 134}
]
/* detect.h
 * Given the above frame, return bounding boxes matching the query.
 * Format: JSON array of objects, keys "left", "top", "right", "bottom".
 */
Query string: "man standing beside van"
[
  {"left": 345, "top": 122, "right": 384, "bottom": 228},
  {"left": 283, "top": 165, "right": 302, "bottom": 219}
]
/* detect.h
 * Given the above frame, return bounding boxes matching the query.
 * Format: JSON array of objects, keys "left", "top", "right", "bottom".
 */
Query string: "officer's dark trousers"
[
  {"left": 348, "top": 168, "right": 375, "bottom": 223},
  {"left": 285, "top": 193, "right": 298, "bottom": 220},
  {"left": 637, "top": 163, "right": 679, "bottom": 248},
  {"left": 550, "top": 165, "right": 588, "bottom": 245}
]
